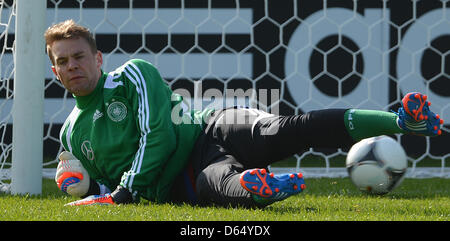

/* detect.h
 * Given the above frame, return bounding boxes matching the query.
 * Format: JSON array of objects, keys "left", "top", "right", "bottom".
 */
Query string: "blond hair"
[{"left": 44, "top": 19, "right": 97, "bottom": 64}]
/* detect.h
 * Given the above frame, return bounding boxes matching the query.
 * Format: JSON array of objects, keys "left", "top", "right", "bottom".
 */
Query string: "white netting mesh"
[{"left": 1, "top": 0, "right": 449, "bottom": 192}]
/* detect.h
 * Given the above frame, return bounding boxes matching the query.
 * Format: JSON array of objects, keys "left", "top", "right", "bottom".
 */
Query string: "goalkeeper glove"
[
  {"left": 65, "top": 185, "right": 134, "bottom": 206},
  {"left": 55, "top": 151, "right": 90, "bottom": 197}
]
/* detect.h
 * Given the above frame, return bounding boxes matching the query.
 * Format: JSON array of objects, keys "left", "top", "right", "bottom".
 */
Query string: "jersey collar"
[{"left": 73, "top": 71, "right": 106, "bottom": 110}]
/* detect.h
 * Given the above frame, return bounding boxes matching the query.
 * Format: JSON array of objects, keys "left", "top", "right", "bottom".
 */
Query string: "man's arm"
[
  {"left": 61, "top": 59, "right": 177, "bottom": 206},
  {"left": 110, "top": 59, "right": 178, "bottom": 204}
]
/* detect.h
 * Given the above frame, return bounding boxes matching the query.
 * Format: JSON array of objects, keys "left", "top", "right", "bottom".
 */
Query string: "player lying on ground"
[{"left": 47, "top": 19, "right": 444, "bottom": 207}]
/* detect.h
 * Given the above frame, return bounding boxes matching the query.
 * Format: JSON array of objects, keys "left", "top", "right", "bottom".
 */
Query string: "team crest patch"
[{"left": 107, "top": 100, "right": 127, "bottom": 122}]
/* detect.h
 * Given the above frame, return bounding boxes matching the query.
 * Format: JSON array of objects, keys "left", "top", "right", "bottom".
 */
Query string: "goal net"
[{"left": 1, "top": 0, "right": 449, "bottom": 194}]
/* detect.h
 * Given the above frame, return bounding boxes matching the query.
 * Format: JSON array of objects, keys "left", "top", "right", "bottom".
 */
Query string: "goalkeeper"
[{"left": 46, "top": 20, "right": 444, "bottom": 207}]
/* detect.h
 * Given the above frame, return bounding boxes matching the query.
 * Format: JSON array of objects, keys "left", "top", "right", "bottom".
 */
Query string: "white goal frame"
[{"left": 0, "top": 0, "right": 46, "bottom": 195}]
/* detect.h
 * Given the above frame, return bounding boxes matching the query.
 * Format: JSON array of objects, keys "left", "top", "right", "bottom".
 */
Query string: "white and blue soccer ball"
[{"left": 346, "top": 135, "right": 408, "bottom": 195}]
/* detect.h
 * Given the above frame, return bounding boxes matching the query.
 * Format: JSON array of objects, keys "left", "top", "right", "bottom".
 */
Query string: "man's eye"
[{"left": 57, "top": 60, "right": 67, "bottom": 65}]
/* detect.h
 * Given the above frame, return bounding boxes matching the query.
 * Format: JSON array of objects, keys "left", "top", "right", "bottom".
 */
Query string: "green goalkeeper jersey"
[{"left": 59, "top": 59, "right": 213, "bottom": 203}]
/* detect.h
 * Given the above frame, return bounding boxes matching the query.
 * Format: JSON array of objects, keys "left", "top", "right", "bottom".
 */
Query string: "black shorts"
[{"left": 170, "top": 107, "right": 354, "bottom": 207}]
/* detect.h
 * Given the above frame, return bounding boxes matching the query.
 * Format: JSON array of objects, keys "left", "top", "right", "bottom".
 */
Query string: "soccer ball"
[{"left": 346, "top": 135, "right": 408, "bottom": 195}]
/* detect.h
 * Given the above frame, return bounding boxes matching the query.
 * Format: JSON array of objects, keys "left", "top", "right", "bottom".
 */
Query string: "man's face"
[{"left": 50, "top": 37, "right": 102, "bottom": 96}]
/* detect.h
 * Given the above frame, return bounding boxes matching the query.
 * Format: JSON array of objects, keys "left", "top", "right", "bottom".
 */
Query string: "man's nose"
[{"left": 67, "top": 58, "right": 79, "bottom": 70}]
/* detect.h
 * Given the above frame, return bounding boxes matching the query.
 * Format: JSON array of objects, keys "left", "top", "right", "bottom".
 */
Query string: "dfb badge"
[{"left": 107, "top": 100, "right": 127, "bottom": 122}]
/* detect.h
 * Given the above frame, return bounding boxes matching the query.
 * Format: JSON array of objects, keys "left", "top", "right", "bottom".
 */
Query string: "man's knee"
[{"left": 195, "top": 162, "right": 247, "bottom": 206}]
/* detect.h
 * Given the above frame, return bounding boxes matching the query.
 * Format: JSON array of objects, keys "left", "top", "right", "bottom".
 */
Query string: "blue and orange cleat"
[
  {"left": 240, "top": 168, "right": 305, "bottom": 204},
  {"left": 395, "top": 92, "right": 444, "bottom": 136}
]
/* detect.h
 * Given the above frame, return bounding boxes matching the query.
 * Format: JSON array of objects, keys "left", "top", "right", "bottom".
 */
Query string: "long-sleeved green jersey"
[{"left": 59, "top": 59, "right": 213, "bottom": 203}]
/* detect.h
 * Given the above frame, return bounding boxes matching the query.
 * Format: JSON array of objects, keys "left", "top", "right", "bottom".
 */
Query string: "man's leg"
[
  {"left": 212, "top": 99, "right": 443, "bottom": 168},
  {"left": 211, "top": 108, "right": 355, "bottom": 168},
  {"left": 195, "top": 154, "right": 259, "bottom": 208},
  {"left": 344, "top": 109, "right": 405, "bottom": 142},
  {"left": 195, "top": 153, "right": 306, "bottom": 208},
  {"left": 193, "top": 93, "right": 444, "bottom": 207},
  {"left": 193, "top": 107, "right": 349, "bottom": 207},
  {"left": 192, "top": 107, "right": 312, "bottom": 208},
  {"left": 344, "top": 92, "right": 443, "bottom": 141}
]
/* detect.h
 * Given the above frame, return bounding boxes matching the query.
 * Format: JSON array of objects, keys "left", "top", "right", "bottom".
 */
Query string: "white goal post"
[
  {"left": 11, "top": 0, "right": 46, "bottom": 195},
  {"left": 1, "top": 0, "right": 449, "bottom": 195},
  {"left": 0, "top": 0, "right": 46, "bottom": 195}
]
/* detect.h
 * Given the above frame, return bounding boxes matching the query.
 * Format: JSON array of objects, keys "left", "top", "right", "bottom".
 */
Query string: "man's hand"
[{"left": 55, "top": 151, "right": 90, "bottom": 197}]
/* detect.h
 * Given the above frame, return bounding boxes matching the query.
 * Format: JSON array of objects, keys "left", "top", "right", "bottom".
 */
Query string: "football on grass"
[{"left": 346, "top": 135, "right": 408, "bottom": 194}]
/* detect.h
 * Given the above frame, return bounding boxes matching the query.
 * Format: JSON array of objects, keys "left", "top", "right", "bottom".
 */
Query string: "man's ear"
[
  {"left": 96, "top": 51, "right": 103, "bottom": 69},
  {"left": 52, "top": 65, "right": 58, "bottom": 77},
  {"left": 51, "top": 66, "right": 59, "bottom": 79}
]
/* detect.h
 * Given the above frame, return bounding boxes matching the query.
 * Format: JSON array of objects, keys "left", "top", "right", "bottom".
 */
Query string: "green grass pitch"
[{"left": 0, "top": 177, "right": 448, "bottom": 221}]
